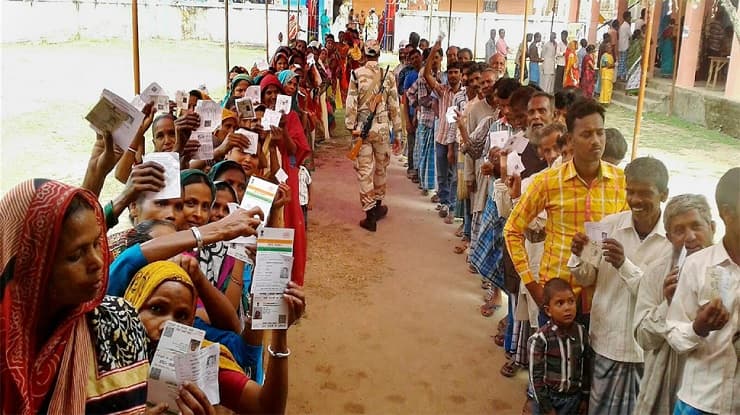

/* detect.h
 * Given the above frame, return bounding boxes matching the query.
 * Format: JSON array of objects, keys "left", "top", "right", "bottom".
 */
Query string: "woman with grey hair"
[{"left": 632, "top": 194, "right": 715, "bottom": 414}]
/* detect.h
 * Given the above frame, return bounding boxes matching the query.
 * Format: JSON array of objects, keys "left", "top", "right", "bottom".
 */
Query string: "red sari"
[
  {"left": 581, "top": 53, "right": 596, "bottom": 98},
  {"left": 260, "top": 75, "right": 311, "bottom": 285},
  {"left": 1, "top": 180, "right": 147, "bottom": 414}
]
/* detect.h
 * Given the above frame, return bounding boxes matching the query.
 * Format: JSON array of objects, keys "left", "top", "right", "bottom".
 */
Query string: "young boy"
[
  {"left": 298, "top": 161, "right": 313, "bottom": 229},
  {"left": 667, "top": 167, "right": 739, "bottom": 415},
  {"left": 527, "top": 278, "right": 591, "bottom": 415}
]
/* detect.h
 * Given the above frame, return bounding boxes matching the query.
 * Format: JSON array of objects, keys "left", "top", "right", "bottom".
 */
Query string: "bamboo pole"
[
  {"left": 520, "top": 0, "right": 530, "bottom": 83},
  {"left": 266, "top": 1, "right": 270, "bottom": 60},
  {"left": 447, "top": 0, "right": 452, "bottom": 50},
  {"left": 287, "top": 0, "right": 291, "bottom": 44},
  {"left": 669, "top": 0, "right": 684, "bottom": 115},
  {"left": 132, "top": 0, "right": 141, "bottom": 94},
  {"left": 428, "top": 0, "right": 433, "bottom": 40},
  {"left": 473, "top": 0, "right": 479, "bottom": 58},
  {"left": 631, "top": 1, "right": 656, "bottom": 160},
  {"left": 225, "top": 0, "right": 230, "bottom": 88}
]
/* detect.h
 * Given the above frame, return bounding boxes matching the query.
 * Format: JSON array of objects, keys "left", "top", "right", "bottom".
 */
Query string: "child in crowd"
[
  {"left": 603, "top": 128, "right": 628, "bottom": 166},
  {"left": 298, "top": 160, "right": 313, "bottom": 229},
  {"left": 526, "top": 278, "right": 591, "bottom": 415}
]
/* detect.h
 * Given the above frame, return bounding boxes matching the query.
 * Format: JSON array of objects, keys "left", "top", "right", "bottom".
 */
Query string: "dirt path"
[{"left": 286, "top": 124, "right": 527, "bottom": 414}]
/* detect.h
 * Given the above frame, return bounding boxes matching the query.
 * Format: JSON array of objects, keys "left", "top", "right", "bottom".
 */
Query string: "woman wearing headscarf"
[
  {"left": 0, "top": 180, "right": 149, "bottom": 414},
  {"left": 271, "top": 52, "right": 290, "bottom": 73},
  {"left": 259, "top": 74, "right": 310, "bottom": 286},
  {"left": 563, "top": 39, "right": 580, "bottom": 88},
  {"left": 222, "top": 74, "right": 253, "bottom": 108},
  {"left": 125, "top": 261, "right": 305, "bottom": 414}
]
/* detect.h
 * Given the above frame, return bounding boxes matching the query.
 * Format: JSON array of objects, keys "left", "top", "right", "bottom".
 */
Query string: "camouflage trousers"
[{"left": 353, "top": 131, "right": 390, "bottom": 211}]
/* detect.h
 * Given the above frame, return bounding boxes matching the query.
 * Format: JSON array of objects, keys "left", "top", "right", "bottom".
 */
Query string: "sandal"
[
  {"left": 454, "top": 228, "right": 464, "bottom": 238},
  {"left": 481, "top": 281, "right": 492, "bottom": 290},
  {"left": 500, "top": 361, "right": 519, "bottom": 378},
  {"left": 480, "top": 302, "right": 498, "bottom": 317},
  {"left": 453, "top": 242, "right": 468, "bottom": 254},
  {"left": 468, "top": 264, "right": 478, "bottom": 274},
  {"left": 431, "top": 194, "right": 440, "bottom": 203},
  {"left": 493, "top": 333, "right": 505, "bottom": 347},
  {"left": 497, "top": 317, "right": 508, "bottom": 333}
]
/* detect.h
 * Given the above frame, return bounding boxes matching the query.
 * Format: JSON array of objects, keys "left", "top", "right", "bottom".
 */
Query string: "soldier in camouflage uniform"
[{"left": 345, "top": 39, "right": 403, "bottom": 232}]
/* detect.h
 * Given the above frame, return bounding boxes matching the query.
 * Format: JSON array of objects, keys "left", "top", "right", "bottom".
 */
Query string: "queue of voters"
[{"left": 0, "top": 10, "right": 738, "bottom": 415}]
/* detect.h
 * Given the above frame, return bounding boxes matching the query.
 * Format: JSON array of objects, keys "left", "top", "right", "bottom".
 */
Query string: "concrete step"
[
  {"left": 613, "top": 81, "right": 667, "bottom": 102},
  {"left": 610, "top": 89, "right": 667, "bottom": 114}
]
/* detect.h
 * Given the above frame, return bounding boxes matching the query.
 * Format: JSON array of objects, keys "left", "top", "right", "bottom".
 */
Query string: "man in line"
[
  {"left": 666, "top": 167, "right": 739, "bottom": 415},
  {"left": 486, "top": 29, "right": 498, "bottom": 62},
  {"left": 424, "top": 39, "right": 463, "bottom": 223},
  {"left": 344, "top": 40, "right": 403, "bottom": 231},
  {"left": 496, "top": 29, "right": 511, "bottom": 61},
  {"left": 504, "top": 99, "right": 627, "bottom": 314},
  {"left": 541, "top": 32, "right": 557, "bottom": 94},
  {"left": 528, "top": 33, "right": 543, "bottom": 86},
  {"left": 554, "top": 30, "right": 568, "bottom": 92},
  {"left": 618, "top": 11, "right": 633, "bottom": 81}
]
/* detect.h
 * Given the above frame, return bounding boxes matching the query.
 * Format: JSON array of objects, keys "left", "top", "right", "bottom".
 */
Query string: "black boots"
[
  {"left": 359, "top": 208, "right": 377, "bottom": 232},
  {"left": 360, "top": 201, "right": 388, "bottom": 232},
  {"left": 374, "top": 200, "right": 388, "bottom": 220}
]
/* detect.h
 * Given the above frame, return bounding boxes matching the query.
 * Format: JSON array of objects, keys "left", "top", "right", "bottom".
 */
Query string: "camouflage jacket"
[{"left": 345, "top": 61, "right": 402, "bottom": 136}]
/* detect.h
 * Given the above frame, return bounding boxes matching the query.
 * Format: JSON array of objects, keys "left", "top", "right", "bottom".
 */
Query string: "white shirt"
[
  {"left": 634, "top": 18, "right": 646, "bottom": 33},
  {"left": 619, "top": 22, "right": 632, "bottom": 52},
  {"left": 666, "top": 242, "right": 740, "bottom": 415},
  {"left": 541, "top": 41, "right": 557, "bottom": 75},
  {"left": 298, "top": 165, "right": 311, "bottom": 206},
  {"left": 569, "top": 211, "right": 672, "bottom": 362},
  {"left": 555, "top": 40, "right": 567, "bottom": 66}
]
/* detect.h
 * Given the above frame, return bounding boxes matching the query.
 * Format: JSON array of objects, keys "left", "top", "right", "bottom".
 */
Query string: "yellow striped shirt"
[{"left": 504, "top": 160, "right": 627, "bottom": 290}]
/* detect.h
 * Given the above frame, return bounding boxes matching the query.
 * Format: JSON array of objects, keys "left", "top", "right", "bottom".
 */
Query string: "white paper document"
[
  {"left": 256, "top": 60, "right": 269, "bottom": 72},
  {"left": 261, "top": 108, "right": 282, "bottom": 129},
  {"left": 141, "top": 82, "right": 166, "bottom": 103},
  {"left": 275, "top": 94, "right": 292, "bottom": 114},
  {"left": 246, "top": 86, "right": 261, "bottom": 104},
  {"left": 195, "top": 100, "right": 222, "bottom": 132},
  {"left": 580, "top": 240, "right": 603, "bottom": 267},
  {"left": 227, "top": 242, "right": 255, "bottom": 264},
  {"left": 445, "top": 106, "right": 457, "bottom": 124},
  {"left": 506, "top": 151, "right": 525, "bottom": 176},
  {"left": 173, "top": 343, "right": 220, "bottom": 405},
  {"left": 192, "top": 130, "right": 214, "bottom": 161},
  {"left": 86, "top": 89, "right": 145, "bottom": 149},
  {"left": 275, "top": 168, "right": 288, "bottom": 184},
  {"left": 488, "top": 131, "right": 509, "bottom": 150},
  {"left": 503, "top": 131, "right": 529, "bottom": 154},
  {"left": 235, "top": 128, "right": 259, "bottom": 155},
  {"left": 251, "top": 227, "right": 295, "bottom": 330},
  {"left": 142, "top": 152, "right": 181, "bottom": 200},
  {"left": 584, "top": 221, "right": 610, "bottom": 244},
  {"left": 700, "top": 265, "right": 735, "bottom": 309},
  {"left": 147, "top": 321, "right": 218, "bottom": 410},
  {"left": 176, "top": 90, "right": 189, "bottom": 111},
  {"left": 240, "top": 176, "right": 279, "bottom": 222}
]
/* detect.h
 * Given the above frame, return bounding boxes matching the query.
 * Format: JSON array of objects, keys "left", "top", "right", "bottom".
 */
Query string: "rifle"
[{"left": 347, "top": 66, "right": 390, "bottom": 161}]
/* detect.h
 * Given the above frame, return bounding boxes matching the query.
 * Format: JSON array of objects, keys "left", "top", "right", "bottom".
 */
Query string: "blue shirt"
[{"left": 107, "top": 244, "right": 148, "bottom": 297}]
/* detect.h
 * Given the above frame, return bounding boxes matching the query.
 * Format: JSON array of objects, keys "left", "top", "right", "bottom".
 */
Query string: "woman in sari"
[
  {"left": 580, "top": 44, "right": 597, "bottom": 98},
  {"left": 599, "top": 42, "right": 616, "bottom": 106},
  {"left": 563, "top": 40, "right": 580, "bottom": 88},
  {"left": 0, "top": 180, "right": 149, "bottom": 414},
  {"left": 625, "top": 30, "right": 645, "bottom": 95},
  {"left": 271, "top": 52, "right": 290, "bottom": 73},
  {"left": 658, "top": 18, "right": 676, "bottom": 78},
  {"left": 124, "top": 260, "right": 305, "bottom": 414},
  {"left": 259, "top": 74, "right": 310, "bottom": 286}
]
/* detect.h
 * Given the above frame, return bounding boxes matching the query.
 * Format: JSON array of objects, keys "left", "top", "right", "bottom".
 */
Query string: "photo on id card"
[{"left": 236, "top": 97, "right": 255, "bottom": 119}]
